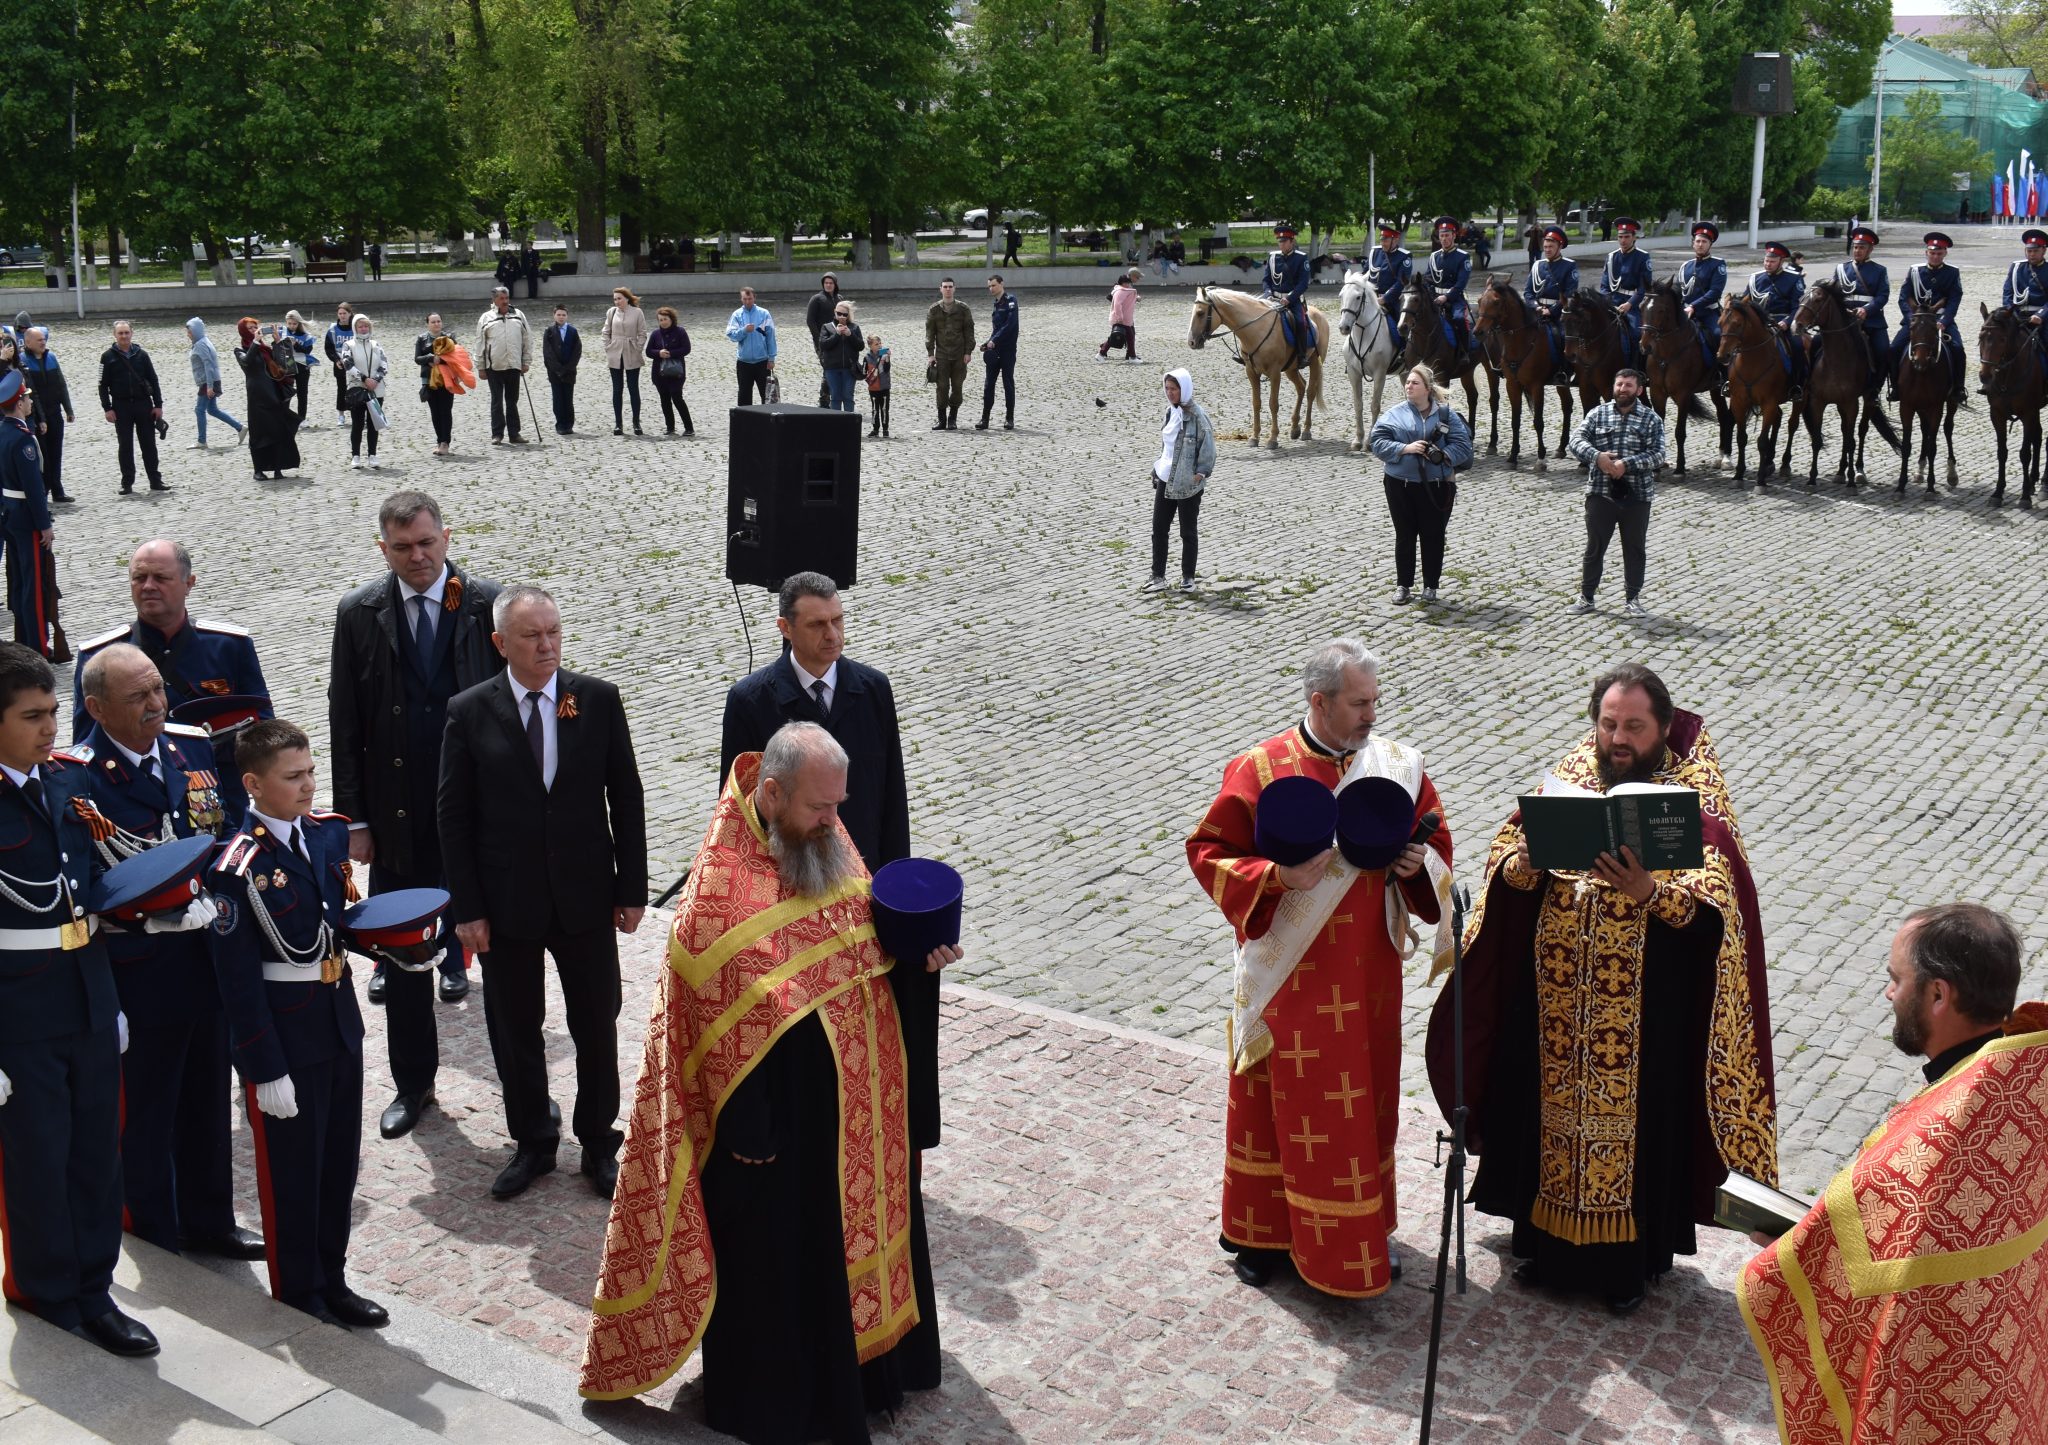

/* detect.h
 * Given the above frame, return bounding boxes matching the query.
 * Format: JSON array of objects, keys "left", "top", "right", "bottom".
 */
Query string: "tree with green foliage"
[
  {"left": 1874, "top": 90, "right": 1993, "bottom": 217},
  {"left": 1386, "top": 0, "right": 1551, "bottom": 221}
]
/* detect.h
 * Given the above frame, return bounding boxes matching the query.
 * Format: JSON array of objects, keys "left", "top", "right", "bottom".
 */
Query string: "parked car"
[
  {"left": 962, "top": 208, "right": 1044, "bottom": 231},
  {"left": 0, "top": 244, "right": 43, "bottom": 267}
]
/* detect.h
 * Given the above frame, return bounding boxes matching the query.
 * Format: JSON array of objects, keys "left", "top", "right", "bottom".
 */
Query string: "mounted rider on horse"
[
  {"left": 1679, "top": 221, "right": 1727, "bottom": 387},
  {"left": 1525, "top": 224, "right": 1579, "bottom": 386},
  {"left": 1887, "top": 230, "right": 1966, "bottom": 406},
  {"left": 1600, "top": 217, "right": 1652, "bottom": 369},
  {"left": 1365, "top": 222, "right": 1412, "bottom": 337},
  {"left": 1745, "top": 240, "right": 1806, "bottom": 407},
  {"left": 1261, "top": 225, "right": 1313, "bottom": 368},
  {"left": 1414, "top": 215, "right": 1475, "bottom": 361},
  {"left": 1826, "top": 224, "right": 1890, "bottom": 398}
]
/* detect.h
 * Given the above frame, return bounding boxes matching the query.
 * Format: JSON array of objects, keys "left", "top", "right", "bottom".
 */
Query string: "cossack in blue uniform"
[
  {"left": 1526, "top": 227, "right": 1580, "bottom": 373},
  {"left": 207, "top": 809, "right": 368, "bottom": 1316},
  {"left": 72, "top": 720, "right": 246, "bottom": 1255},
  {"left": 0, "top": 373, "right": 55, "bottom": 657},
  {"left": 0, "top": 751, "right": 125, "bottom": 1334},
  {"left": 1421, "top": 216, "right": 1473, "bottom": 354},
  {"left": 1830, "top": 226, "right": 1890, "bottom": 387},
  {"left": 1262, "top": 227, "right": 1313, "bottom": 362},
  {"left": 1679, "top": 223, "right": 1728, "bottom": 366},
  {"left": 1601, "top": 219, "right": 1653, "bottom": 364},
  {"left": 1890, "top": 231, "right": 1965, "bottom": 399},
  {"left": 2002, "top": 228, "right": 2048, "bottom": 321},
  {"left": 1746, "top": 243, "right": 1807, "bottom": 388},
  {"left": 1366, "top": 224, "right": 1412, "bottom": 332}
]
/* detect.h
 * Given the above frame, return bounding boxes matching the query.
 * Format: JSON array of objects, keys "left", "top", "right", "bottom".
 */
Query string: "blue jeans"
[
  {"left": 194, "top": 390, "right": 241, "bottom": 442},
  {"left": 823, "top": 367, "right": 856, "bottom": 411}
]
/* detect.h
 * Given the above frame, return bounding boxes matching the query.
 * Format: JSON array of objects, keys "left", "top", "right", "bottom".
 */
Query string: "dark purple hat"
[
  {"left": 1254, "top": 775, "right": 1337, "bottom": 868},
  {"left": 871, "top": 858, "right": 963, "bottom": 962},
  {"left": 89, "top": 833, "right": 216, "bottom": 921},
  {"left": 1335, "top": 777, "right": 1413, "bottom": 871},
  {"left": 344, "top": 887, "right": 450, "bottom": 967}
]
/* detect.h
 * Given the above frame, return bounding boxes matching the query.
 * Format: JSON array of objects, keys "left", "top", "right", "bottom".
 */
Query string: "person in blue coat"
[
  {"left": 206, "top": 719, "right": 384, "bottom": 1328},
  {"left": 1679, "top": 222, "right": 1728, "bottom": 379},
  {"left": 1889, "top": 231, "right": 1965, "bottom": 403},
  {"left": 2002, "top": 228, "right": 2048, "bottom": 327},
  {"left": 1262, "top": 226, "right": 1312, "bottom": 367},
  {"left": 1826, "top": 225, "right": 1890, "bottom": 394},
  {"left": 0, "top": 371, "right": 54, "bottom": 656},
  {"left": 1526, "top": 225, "right": 1581, "bottom": 379},
  {"left": 74, "top": 643, "right": 260, "bottom": 1262},
  {"left": 1601, "top": 217, "right": 1654, "bottom": 366},
  {"left": 0, "top": 643, "right": 157, "bottom": 1356},
  {"left": 1366, "top": 222, "right": 1413, "bottom": 336},
  {"left": 1746, "top": 242, "right": 1807, "bottom": 397},
  {"left": 976, "top": 274, "right": 1020, "bottom": 430},
  {"left": 1422, "top": 216, "right": 1473, "bottom": 357}
]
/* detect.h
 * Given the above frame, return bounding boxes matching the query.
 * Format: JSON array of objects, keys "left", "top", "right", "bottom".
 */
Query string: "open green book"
[{"left": 1517, "top": 777, "right": 1704, "bottom": 872}]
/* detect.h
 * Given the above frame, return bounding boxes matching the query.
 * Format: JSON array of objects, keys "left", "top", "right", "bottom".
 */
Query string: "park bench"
[{"left": 304, "top": 260, "right": 347, "bottom": 281}]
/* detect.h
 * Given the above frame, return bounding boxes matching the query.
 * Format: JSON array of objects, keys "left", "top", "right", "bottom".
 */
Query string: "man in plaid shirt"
[{"left": 1567, "top": 368, "right": 1665, "bottom": 617}]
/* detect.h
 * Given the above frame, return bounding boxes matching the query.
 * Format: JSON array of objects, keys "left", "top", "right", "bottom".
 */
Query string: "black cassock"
[
  {"left": 698, "top": 966, "right": 940, "bottom": 1445},
  {"left": 236, "top": 347, "right": 302, "bottom": 473}
]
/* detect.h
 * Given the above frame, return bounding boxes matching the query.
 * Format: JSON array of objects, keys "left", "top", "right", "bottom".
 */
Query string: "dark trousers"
[
  {"left": 610, "top": 367, "right": 642, "bottom": 427},
  {"left": 869, "top": 390, "right": 890, "bottom": 435},
  {"left": 655, "top": 381, "right": 693, "bottom": 433},
  {"left": 479, "top": 925, "right": 622, "bottom": 1158},
  {"left": 111, "top": 400, "right": 161, "bottom": 488},
  {"left": 1382, "top": 476, "right": 1457, "bottom": 589},
  {"left": 1582, "top": 493, "right": 1651, "bottom": 601},
  {"left": 120, "top": 1006, "right": 238, "bottom": 1251},
  {"left": 1151, "top": 482, "right": 1203, "bottom": 579},
  {"left": 373, "top": 853, "right": 462, "bottom": 1099},
  {"left": 292, "top": 367, "right": 309, "bottom": 420},
  {"left": 3, "top": 525, "right": 50, "bottom": 654},
  {"left": 550, "top": 374, "right": 576, "bottom": 433},
  {"left": 349, "top": 403, "right": 378, "bottom": 456},
  {"left": 38, "top": 413, "right": 66, "bottom": 496},
  {"left": 332, "top": 365, "right": 351, "bottom": 414},
  {"left": 425, "top": 386, "right": 454, "bottom": 445},
  {"left": 1002, "top": 241, "right": 1021, "bottom": 266},
  {"left": 981, "top": 351, "right": 1016, "bottom": 419},
  {"left": 0, "top": 1023, "right": 123, "bottom": 1330},
  {"left": 1104, "top": 323, "right": 1138, "bottom": 358},
  {"left": 243, "top": 1048, "right": 362, "bottom": 1311},
  {"left": 486, "top": 369, "right": 524, "bottom": 440},
  {"left": 736, "top": 360, "right": 772, "bottom": 406},
  {"left": 525, "top": 274, "right": 540, "bottom": 300}
]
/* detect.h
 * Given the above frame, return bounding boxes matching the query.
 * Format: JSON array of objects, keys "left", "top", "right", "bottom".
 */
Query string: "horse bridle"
[
  {"left": 1472, "top": 280, "right": 1539, "bottom": 371},
  {"left": 1978, "top": 308, "right": 2043, "bottom": 397},
  {"left": 1905, "top": 307, "right": 1945, "bottom": 373},
  {"left": 1339, "top": 282, "right": 1387, "bottom": 362},
  {"left": 1562, "top": 297, "right": 1618, "bottom": 356},
  {"left": 1717, "top": 298, "right": 1782, "bottom": 364}
]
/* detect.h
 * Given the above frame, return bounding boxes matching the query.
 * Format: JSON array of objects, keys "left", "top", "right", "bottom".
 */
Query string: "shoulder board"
[
  {"left": 59, "top": 743, "right": 94, "bottom": 764},
  {"left": 308, "top": 809, "right": 353, "bottom": 825},
  {"left": 45, "top": 750, "right": 82, "bottom": 770},
  {"left": 163, "top": 722, "right": 209, "bottom": 739},
  {"left": 214, "top": 835, "right": 260, "bottom": 876},
  {"left": 191, "top": 617, "right": 252, "bottom": 638},
  {"left": 78, "top": 624, "right": 129, "bottom": 654}
]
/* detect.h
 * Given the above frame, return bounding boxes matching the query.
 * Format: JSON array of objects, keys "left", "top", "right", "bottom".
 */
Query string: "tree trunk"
[
  {"left": 901, "top": 232, "right": 919, "bottom": 265},
  {"left": 867, "top": 211, "right": 892, "bottom": 270},
  {"left": 107, "top": 226, "right": 122, "bottom": 289},
  {"left": 41, "top": 218, "right": 65, "bottom": 289},
  {"left": 852, "top": 236, "right": 871, "bottom": 270},
  {"left": 446, "top": 226, "right": 473, "bottom": 267},
  {"left": 1047, "top": 213, "right": 1060, "bottom": 263},
  {"left": 776, "top": 232, "right": 793, "bottom": 271}
]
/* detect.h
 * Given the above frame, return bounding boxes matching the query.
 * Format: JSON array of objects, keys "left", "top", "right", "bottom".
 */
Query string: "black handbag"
[
  {"left": 657, "top": 357, "right": 684, "bottom": 381},
  {"left": 344, "top": 385, "right": 370, "bottom": 412}
]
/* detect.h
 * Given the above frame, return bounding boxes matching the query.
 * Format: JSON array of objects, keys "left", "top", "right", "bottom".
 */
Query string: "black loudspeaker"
[
  {"left": 1731, "top": 53, "right": 1795, "bottom": 118},
  {"left": 724, "top": 404, "right": 862, "bottom": 591}
]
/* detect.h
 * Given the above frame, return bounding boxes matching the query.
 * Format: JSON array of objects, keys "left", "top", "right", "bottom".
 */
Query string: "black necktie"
[
  {"left": 413, "top": 594, "right": 435, "bottom": 652},
  {"left": 527, "top": 692, "right": 547, "bottom": 777},
  {"left": 811, "top": 679, "right": 829, "bottom": 718},
  {"left": 22, "top": 776, "right": 47, "bottom": 818},
  {"left": 292, "top": 826, "right": 310, "bottom": 863}
]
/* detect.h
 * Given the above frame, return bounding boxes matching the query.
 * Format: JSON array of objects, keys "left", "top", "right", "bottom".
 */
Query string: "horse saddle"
[{"left": 1279, "top": 311, "right": 1318, "bottom": 351}]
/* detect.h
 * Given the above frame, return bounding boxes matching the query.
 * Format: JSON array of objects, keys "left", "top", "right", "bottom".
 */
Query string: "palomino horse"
[
  {"left": 1787, "top": 280, "right": 1899, "bottom": 489},
  {"left": 1336, "top": 269, "right": 1401, "bottom": 452},
  {"left": 1560, "top": 289, "right": 1628, "bottom": 409},
  {"left": 1473, "top": 276, "right": 1571, "bottom": 470},
  {"left": 1187, "top": 286, "right": 1329, "bottom": 449},
  {"left": 1639, "top": 279, "right": 1731, "bottom": 475},
  {"left": 1397, "top": 277, "right": 1498, "bottom": 452},
  {"left": 1976, "top": 304, "right": 2047, "bottom": 506},
  {"left": 1896, "top": 306, "right": 1959, "bottom": 494},
  {"left": 1717, "top": 296, "right": 1798, "bottom": 485}
]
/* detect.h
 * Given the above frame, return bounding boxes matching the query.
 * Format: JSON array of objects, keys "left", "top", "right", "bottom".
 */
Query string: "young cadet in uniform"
[
  {"left": 1423, "top": 216, "right": 1474, "bottom": 357},
  {"left": 1366, "top": 222, "right": 1413, "bottom": 339},
  {"left": 1679, "top": 222, "right": 1728, "bottom": 383},
  {"left": 1889, "top": 231, "right": 1965, "bottom": 405},
  {"left": 1526, "top": 225, "right": 1580, "bottom": 383},
  {"left": 0, "top": 642, "right": 158, "bottom": 1356},
  {"left": 207, "top": 719, "right": 386, "bottom": 1328},
  {"left": 0, "top": 370, "right": 56, "bottom": 656},
  {"left": 2002, "top": 227, "right": 2048, "bottom": 326},
  {"left": 1261, "top": 226, "right": 1312, "bottom": 368},
  {"left": 74, "top": 642, "right": 261, "bottom": 1260},
  {"left": 1600, "top": 217, "right": 1653, "bottom": 367},
  {"left": 1831, "top": 225, "right": 1890, "bottom": 397},
  {"left": 1747, "top": 241, "right": 1807, "bottom": 402}
]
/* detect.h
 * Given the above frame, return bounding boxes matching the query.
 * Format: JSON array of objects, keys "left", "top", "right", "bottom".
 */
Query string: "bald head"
[
  {"left": 129, "top": 540, "right": 196, "bottom": 634},
  {"left": 81, "top": 643, "right": 169, "bottom": 751}
]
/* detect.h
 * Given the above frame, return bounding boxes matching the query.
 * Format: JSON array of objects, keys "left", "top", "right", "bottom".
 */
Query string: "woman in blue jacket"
[{"left": 1368, "top": 363, "right": 1473, "bottom": 605}]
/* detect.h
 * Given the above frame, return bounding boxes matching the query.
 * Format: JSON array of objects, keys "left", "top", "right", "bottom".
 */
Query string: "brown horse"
[
  {"left": 1640, "top": 279, "right": 1731, "bottom": 475},
  {"left": 1976, "top": 304, "right": 2048, "bottom": 506},
  {"left": 1561, "top": 289, "right": 1628, "bottom": 409},
  {"left": 1187, "top": 285, "right": 1330, "bottom": 449},
  {"left": 1895, "top": 306, "right": 1959, "bottom": 494},
  {"left": 1397, "top": 277, "right": 1499, "bottom": 452},
  {"left": 1472, "top": 277, "right": 1570, "bottom": 470},
  {"left": 1717, "top": 296, "right": 1797, "bottom": 485},
  {"left": 1787, "top": 280, "right": 1899, "bottom": 489}
]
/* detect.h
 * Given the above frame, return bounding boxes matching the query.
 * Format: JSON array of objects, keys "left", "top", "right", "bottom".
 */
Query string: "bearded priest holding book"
[
  {"left": 580, "top": 722, "right": 957, "bottom": 1445},
  {"left": 1188, "top": 637, "right": 1453, "bottom": 1298},
  {"left": 1428, "top": 661, "right": 1779, "bottom": 1316}
]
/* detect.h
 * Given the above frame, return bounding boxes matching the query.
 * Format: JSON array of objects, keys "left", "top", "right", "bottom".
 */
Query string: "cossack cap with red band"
[
  {"left": 1763, "top": 242, "right": 1792, "bottom": 258},
  {"left": 1692, "top": 222, "right": 1719, "bottom": 242},
  {"left": 1849, "top": 226, "right": 1879, "bottom": 246},
  {"left": 1923, "top": 232, "right": 1954, "bottom": 250},
  {"left": 1541, "top": 225, "right": 1569, "bottom": 247},
  {"left": 170, "top": 694, "right": 269, "bottom": 735},
  {"left": 89, "top": 833, "right": 216, "bottom": 922},
  {"left": 1615, "top": 217, "right": 1641, "bottom": 235},
  {"left": 343, "top": 887, "right": 450, "bottom": 964},
  {"left": 1273, "top": 225, "right": 1298, "bottom": 239}
]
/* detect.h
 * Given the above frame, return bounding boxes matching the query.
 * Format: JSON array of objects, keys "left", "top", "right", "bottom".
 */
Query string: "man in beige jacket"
[{"left": 476, "top": 285, "right": 533, "bottom": 445}]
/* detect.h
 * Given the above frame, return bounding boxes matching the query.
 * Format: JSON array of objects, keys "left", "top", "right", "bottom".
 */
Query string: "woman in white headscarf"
[
  {"left": 343, "top": 313, "right": 389, "bottom": 469},
  {"left": 1148, "top": 366, "right": 1215, "bottom": 592}
]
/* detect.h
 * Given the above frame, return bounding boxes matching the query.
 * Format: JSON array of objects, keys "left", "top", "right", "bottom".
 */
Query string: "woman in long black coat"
[{"left": 234, "top": 317, "right": 302, "bottom": 479}]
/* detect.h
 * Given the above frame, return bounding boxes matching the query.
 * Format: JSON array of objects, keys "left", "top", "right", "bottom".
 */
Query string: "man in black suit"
[
  {"left": 541, "top": 305, "right": 580, "bottom": 436},
  {"left": 329, "top": 490, "right": 502, "bottom": 1140},
  {"left": 438, "top": 585, "right": 646, "bottom": 1201}
]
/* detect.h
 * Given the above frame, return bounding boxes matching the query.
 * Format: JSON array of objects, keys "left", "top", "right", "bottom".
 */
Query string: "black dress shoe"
[
  {"left": 582, "top": 1153, "right": 619, "bottom": 1200},
  {"left": 1386, "top": 1244, "right": 1402, "bottom": 1281},
  {"left": 182, "top": 1225, "right": 267, "bottom": 1260},
  {"left": 324, "top": 1287, "right": 389, "bottom": 1328},
  {"left": 491, "top": 1147, "right": 557, "bottom": 1200},
  {"left": 293, "top": 1300, "right": 348, "bottom": 1327},
  {"left": 73, "top": 1308, "right": 159, "bottom": 1357},
  {"left": 438, "top": 970, "right": 469, "bottom": 1002},
  {"left": 380, "top": 1091, "right": 433, "bottom": 1139},
  {"left": 1607, "top": 1290, "right": 1646, "bottom": 1316},
  {"left": 1512, "top": 1258, "right": 1541, "bottom": 1288},
  {"left": 366, "top": 968, "right": 388, "bottom": 1005},
  {"left": 1232, "top": 1252, "right": 1279, "bottom": 1287}
]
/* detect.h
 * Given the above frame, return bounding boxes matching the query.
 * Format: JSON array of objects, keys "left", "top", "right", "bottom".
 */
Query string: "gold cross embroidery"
[
  {"left": 1333, "top": 1155, "right": 1375, "bottom": 1203},
  {"left": 1277, "top": 1032, "right": 1321, "bottom": 1078},
  {"left": 1300, "top": 1212, "right": 1340, "bottom": 1247},
  {"left": 1316, "top": 985, "right": 1361, "bottom": 1033},
  {"left": 1340, "top": 1241, "right": 1385, "bottom": 1279},
  {"left": 1288, "top": 1115, "right": 1331, "bottom": 1163},
  {"left": 1232, "top": 1130, "right": 1275, "bottom": 1164},
  {"left": 1323, "top": 1071, "right": 1369, "bottom": 1120},
  {"left": 1229, "top": 1207, "right": 1276, "bottom": 1243},
  {"left": 1321, "top": 912, "right": 1354, "bottom": 946}
]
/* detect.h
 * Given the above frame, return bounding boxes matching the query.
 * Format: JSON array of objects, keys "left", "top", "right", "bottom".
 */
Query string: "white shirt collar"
[
  {"left": 0, "top": 762, "right": 38, "bottom": 789},
  {"left": 109, "top": 733, "right": 161, "bottom": 771},
  {"left": 396, "top": 564, "right": 448, "bottom": 609},
  {"left": 788, "top": 655, "right": 839, "bottom": 695},
  {"left": 247, "top": 807, "right": 304, "bottom": 847},
  {"left": 514, "top": 672, "right": 559, "bottom": 706}
]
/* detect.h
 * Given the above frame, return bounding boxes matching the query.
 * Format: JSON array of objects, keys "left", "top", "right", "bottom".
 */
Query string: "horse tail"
[
  {"left": 1682, "top": 392, "right": 1713, "bottom": 422},
  {"left": 1865, "top": 403, "right": 1903, "bottom": 455}
]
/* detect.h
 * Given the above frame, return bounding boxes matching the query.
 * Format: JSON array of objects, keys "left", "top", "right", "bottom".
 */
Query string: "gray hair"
[
  {"left": 761, "top": 721, "right": 849, "bottom": 785},
  {"left": 777, "top": 571, "right": 840, "bottom": 621},
  {"left": 133, "top": 538, "right": 195, "bottom": 578},
  {"left": 492, "top": 285, "right": 511, "bottom": 296},
  {"left": 1301, "top": 638, "right": 1377, "bottom": 704},
  {"left": 81, "top": 642, "right": 153, "bottom": 702},
  {"left": 491, "top": 583, "right": 556, "bottom": 631}
]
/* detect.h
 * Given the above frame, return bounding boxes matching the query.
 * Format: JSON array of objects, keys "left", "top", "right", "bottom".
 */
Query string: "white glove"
[
  {"left": 144, "top": 896, "right": 221, "bottom": 934},
  {"left": 0, "top": 1068, "right": 11, "bottom": 1106},
  {"left": 117, "top": 1011, "right": 129, "bottom": 1054},
  {"left": 255, "top": 1075, "right": 299, "bottom": 1119},
  {"left": 391, "top": 946, "right": 447, "bottom": 975}
]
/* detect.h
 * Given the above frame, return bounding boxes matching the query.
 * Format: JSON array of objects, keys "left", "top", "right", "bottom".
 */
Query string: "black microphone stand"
[{"left": 1419, "top": 882, "right": 1471, "bottom": 1444}]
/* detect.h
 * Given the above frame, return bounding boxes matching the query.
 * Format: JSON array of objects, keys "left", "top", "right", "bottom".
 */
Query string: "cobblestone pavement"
[{"left": 22, "top": 224, "right": 2048, "bottom": 1437}]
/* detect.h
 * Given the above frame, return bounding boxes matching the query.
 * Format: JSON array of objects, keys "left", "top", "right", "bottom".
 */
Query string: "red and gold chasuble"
[
  {"left": 1739, "top": 1008, "right": 2048, "bottom": 1445},
  {"left": 1188, "top": 727, "right": 1450, "bottom": 1298},
  {"left": 579, "top": 753, "right": 918, "bottom": 1400}
]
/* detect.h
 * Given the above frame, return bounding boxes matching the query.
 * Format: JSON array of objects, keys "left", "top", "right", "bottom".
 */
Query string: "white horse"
[{"left": 1336, "top": 268, "right": 1401, "bottom": 452}]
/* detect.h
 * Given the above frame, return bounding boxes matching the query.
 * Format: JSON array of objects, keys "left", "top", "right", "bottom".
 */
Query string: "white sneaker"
[
  {"left": 1624, "top": 597, "right": 1649, "bottom": 618},
  {"left": 236, "top": 428, "right": 248, "bottom": 447},
  {"left": 336, "top": 413, "right": 349, "bottom": 428},
  {"left": 1422, "top": 587, "right": 1439, "bottom": 603},
  {"left": 185, "top": 440, "right": 206, "bottom": 450},
  {"left": 366, "top": 457, "right": 381, "bottom": 469},
  {"left": 1570, "top": 596, "right": 1595, "bottom": 615},
  {"left": 1177, "top": 577, "right": 1197, "bottom": 593},
  {"left": 1144, "top": 575, "right": 1167, "bottom": 591},
  {"left": 1393, "top": 586, "right": 1412, "bottom": 605},
  {"left": 349, "top": 457, "right": 362, "bottom": 469}
]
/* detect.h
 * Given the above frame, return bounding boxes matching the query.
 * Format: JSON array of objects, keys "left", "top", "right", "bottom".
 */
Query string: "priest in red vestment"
[
  {"left": 579, "top": 723, "right": 956, "bottom": 1444},
  {"left": 1428, "top": 662, "right": 1778, "bottom": 1315},
  {"left": 1188, "top": 638, "right": 1453, "bottom": 1298},
  {"left": 1741, "top": 904, "right": 2048, "bottom": 1445}
]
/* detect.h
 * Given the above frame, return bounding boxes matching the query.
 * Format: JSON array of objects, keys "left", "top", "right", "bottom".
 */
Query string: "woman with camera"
[
  {"left": 816, "top": 299, "right": 865, "bottom": 414},
  {"left": 1368, "top": 363, "right": 1473, "bottom": 605}
]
